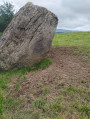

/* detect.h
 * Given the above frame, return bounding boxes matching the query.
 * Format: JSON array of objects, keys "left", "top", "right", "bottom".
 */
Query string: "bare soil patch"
[{"left": 8, "top": 47, "right": 90, "bottom": 119}]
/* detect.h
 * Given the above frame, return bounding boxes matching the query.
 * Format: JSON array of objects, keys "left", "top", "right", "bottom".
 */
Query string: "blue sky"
[{"left": 0, "top": 0, "right": 90, "bottom": 31}]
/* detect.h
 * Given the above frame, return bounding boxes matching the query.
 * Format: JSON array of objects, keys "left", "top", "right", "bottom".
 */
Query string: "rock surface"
[{"left": 0, "top": 2, "right": 58, "bottom": 70}]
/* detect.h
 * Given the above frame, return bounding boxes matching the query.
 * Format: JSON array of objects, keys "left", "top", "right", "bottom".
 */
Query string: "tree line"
[{"left": 0, "top": 2, "right": 15, "bottom": 32}]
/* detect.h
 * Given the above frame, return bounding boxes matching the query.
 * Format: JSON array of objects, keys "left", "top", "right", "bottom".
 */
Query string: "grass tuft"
[{"left": 34, "top": 99, "right": 46, "bottom": 109}]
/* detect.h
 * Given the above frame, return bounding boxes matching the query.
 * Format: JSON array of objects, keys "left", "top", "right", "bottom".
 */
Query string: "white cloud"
[{"left": 0, "top": 0, "right": 90, "bottom": 31}]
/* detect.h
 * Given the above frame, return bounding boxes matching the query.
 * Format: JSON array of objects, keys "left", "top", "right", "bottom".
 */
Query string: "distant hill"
[{"left": 56, "top": 29, "right": 81, "bottom": 33}]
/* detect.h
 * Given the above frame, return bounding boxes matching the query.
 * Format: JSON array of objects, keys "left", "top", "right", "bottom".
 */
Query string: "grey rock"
[{"left": 0, "top": 2, "right": 58, "bottom": 70}]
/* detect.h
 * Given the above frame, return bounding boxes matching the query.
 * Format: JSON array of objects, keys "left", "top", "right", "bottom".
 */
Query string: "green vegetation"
[
  {"left": 0, "top": 32, "right": 2, "bottom": 36},
  {"left": 30, "top": 85, "right": 90, "bottom": 119},
  {"left": 53, "top": 32, "right": 90, "bottom": 59},
  {"left": 34, "top": 99, "right": 46, "bottom": 109},
  {"left": 0, "top": 58, "right": 52, "bottom": 118},
  {"left": 43, "top": 86, "right": 50, "bottom": 95},
  {"left": 0, "top": 32, "right": 90, "bottom": 118},
  {"left": 0, "top": 2, "right": 14, "bottom": 32}
]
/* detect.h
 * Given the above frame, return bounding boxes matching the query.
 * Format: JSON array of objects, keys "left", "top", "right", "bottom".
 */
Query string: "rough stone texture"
[{"left": 0, "top": 2, "right": 58, "bottom": 70}]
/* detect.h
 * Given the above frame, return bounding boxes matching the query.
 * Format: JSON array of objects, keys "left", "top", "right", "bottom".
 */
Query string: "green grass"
[
  {"left": 0, "top": 32, "right": 2, "bottom": 36},
  {"left": 52, "top": 32, "right": 90, "bottom": 58},
  {"left": 43, "top": 86, "right": 50, "bottom": 95},
  {"left": 0, "top": 32, "right": 90, "bottom": 119},
  {"left": 0, "top": 58, "right": 52, "bottom": 118},
  {"left": 34, "top": 99, "right": 46, "bottom": 109}
]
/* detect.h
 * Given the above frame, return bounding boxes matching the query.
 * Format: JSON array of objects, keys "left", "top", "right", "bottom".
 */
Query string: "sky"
[{"left": 0, "top": 0, "right": 90, "bottom": 31}]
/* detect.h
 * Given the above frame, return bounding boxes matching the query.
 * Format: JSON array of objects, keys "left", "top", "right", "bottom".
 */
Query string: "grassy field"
[
  {"left": 0, "top": 32, "right": 90, "bottom": 119},
  {"left": 0, "top": 59, "right": 52, "bottom": 119},
  {"left": 53, "top": 32, "right": 90, "bottom": 60}
]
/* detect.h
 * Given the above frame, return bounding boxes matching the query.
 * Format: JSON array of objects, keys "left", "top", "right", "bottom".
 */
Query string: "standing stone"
[{"left": 0, "top": 2, "right": 58, "bottom": 70}]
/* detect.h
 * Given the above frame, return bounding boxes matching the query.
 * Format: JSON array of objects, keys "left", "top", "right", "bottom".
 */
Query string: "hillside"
[
  {"left": 0, "top": 32, "right": 90, "bottom": 119},
  {"left": 56, "top": 29, "right": 81, "bottom": 33}
]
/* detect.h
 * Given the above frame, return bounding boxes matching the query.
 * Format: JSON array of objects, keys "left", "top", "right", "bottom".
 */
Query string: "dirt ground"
[
  {"left": 8, "top": 47, "right": 90, "bottom": 118},
  {"left": 11, "top": 47, "right": 90, "bottom": 98}
]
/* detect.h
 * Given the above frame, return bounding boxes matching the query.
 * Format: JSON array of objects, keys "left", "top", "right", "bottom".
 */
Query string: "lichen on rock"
[{"left": 0, "top": 2, "right": 58, "bottom": 70}]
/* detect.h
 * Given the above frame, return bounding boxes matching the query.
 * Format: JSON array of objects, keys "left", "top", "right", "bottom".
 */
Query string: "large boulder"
[{"left": 0, "top": 2, "right": 58, "bottom": 70}]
